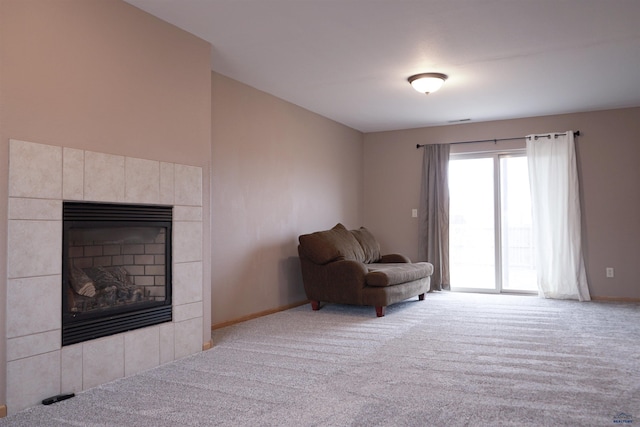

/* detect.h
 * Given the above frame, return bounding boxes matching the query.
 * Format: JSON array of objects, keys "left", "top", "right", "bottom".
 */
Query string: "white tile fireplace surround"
[{"left": 6, "top": 139, "right": 204, "bottom": 414}]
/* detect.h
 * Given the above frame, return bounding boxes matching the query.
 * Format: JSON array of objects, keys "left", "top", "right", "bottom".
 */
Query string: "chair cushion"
[
  {"left": 350, "top": 227, "right": 381, "bottom": 263},
  {"left": 365, "top": 262, "right": 434, "bottom": 287},
  {"left": 298, "top": 223, "right": 365, "bottom": 264}
]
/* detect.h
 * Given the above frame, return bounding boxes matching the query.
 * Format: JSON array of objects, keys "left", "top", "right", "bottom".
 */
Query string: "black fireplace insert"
[{"left": 62, "top": 202, "right": 172, "bottom": 346}]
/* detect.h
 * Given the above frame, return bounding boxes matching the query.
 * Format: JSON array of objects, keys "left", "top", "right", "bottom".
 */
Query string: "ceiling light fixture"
[{"left": 408, "top": 73, "right": 448, "bottom": 94}]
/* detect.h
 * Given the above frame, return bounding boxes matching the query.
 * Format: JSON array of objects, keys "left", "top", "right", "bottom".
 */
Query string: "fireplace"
[
  {"left": 62, "top": 202, "right": 173, "bottom": 345},
  {"left": 7, "top": 139, "right": 205, "bottom": 413}
]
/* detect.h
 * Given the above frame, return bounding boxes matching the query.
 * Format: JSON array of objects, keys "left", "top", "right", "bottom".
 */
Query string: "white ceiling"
[{"left": 125, "top": 0, "right": 640, "bottom": 133}]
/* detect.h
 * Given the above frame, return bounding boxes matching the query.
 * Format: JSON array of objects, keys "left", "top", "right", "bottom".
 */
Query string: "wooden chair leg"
[
  {"left": 310, "top": 300, "right": 320, "bottom": 311},
  {"left": 418, "top": 293, "right": 425, "bottom": 301},
  {"left": 375, "top": 306, "right": 385, "bottom": 317}
]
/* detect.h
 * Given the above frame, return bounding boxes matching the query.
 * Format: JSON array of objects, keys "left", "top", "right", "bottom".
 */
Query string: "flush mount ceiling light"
[{"left": 408, "top": 72, "right": 448, "bottom": 94}]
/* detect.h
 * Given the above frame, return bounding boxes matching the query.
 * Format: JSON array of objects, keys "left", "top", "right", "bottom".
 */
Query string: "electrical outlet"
[
  {"left": 606, "top": 267, "right": 614, "bottom": 278},
  {"left": 411, "top": 209, "right": 418, "bottom": 218}
]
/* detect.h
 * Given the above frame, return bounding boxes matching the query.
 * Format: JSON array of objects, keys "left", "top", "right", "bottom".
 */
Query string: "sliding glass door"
[
  {"left": 499, "top": 155, "right": 537, "bottom": 292},
  {"left": 449, "top": 152, "right": 537, "bottom": 293},
  {"left": 449, "top": 157, "right": 496, "bottom": 290}
]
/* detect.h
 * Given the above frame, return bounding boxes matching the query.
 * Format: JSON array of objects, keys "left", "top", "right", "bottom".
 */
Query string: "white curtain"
[{"left": 526, "top": 131, "right": 590, "bottom": 301}]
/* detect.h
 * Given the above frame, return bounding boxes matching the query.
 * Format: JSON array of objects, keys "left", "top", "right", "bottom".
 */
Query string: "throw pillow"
[
  {"left": 299, "top": 223, "right": 365, "bottom": 264},
  {"left": 351, "top": 227, "right": 381, "bottom": 263}
]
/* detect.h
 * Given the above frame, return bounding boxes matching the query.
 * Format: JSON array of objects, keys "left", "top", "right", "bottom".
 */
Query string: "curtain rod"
[{"left": 416, "top": 130, "right": 580, "bottom": 149}]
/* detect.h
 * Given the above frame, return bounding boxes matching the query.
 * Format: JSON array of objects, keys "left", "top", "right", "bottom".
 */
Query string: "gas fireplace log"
[
  {"left": 87, "top": 266, "right": 136, "bottom": 291},
  {"left": 84, "top": 266, "right": 146, "bottom": 303},
  {"left": 70, "top": 267, "right": 96, "bottom": 297}
]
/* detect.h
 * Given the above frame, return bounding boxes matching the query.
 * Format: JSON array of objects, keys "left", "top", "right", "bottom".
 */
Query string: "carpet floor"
[{"left": 1, "top": 292, "right": 638, "bottom": 426}]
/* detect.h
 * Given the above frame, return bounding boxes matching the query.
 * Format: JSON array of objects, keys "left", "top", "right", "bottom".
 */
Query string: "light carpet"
[{"left": 1, "top": 292, "right": 639, "bottom": 426}]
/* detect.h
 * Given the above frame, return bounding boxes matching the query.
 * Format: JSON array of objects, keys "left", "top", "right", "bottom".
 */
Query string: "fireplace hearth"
[{"left": 62, "top": 202, "right": 173, "bottom": 345}]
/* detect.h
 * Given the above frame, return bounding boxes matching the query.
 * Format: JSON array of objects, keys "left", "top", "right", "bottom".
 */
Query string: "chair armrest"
[{"left": 379, "top": 253, "right": 411, "bottom": 263}]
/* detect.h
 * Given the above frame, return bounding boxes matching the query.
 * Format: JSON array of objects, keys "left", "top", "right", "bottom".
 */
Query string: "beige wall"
[
  {"left": 364, "top": 107, "right": 640, "bottom": 299},
  {"left": 211, "top": 72, "right": 363, "bottom": 325},
  {"left": 0, "top": 0, "right": 212, "bottom": 408}
]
